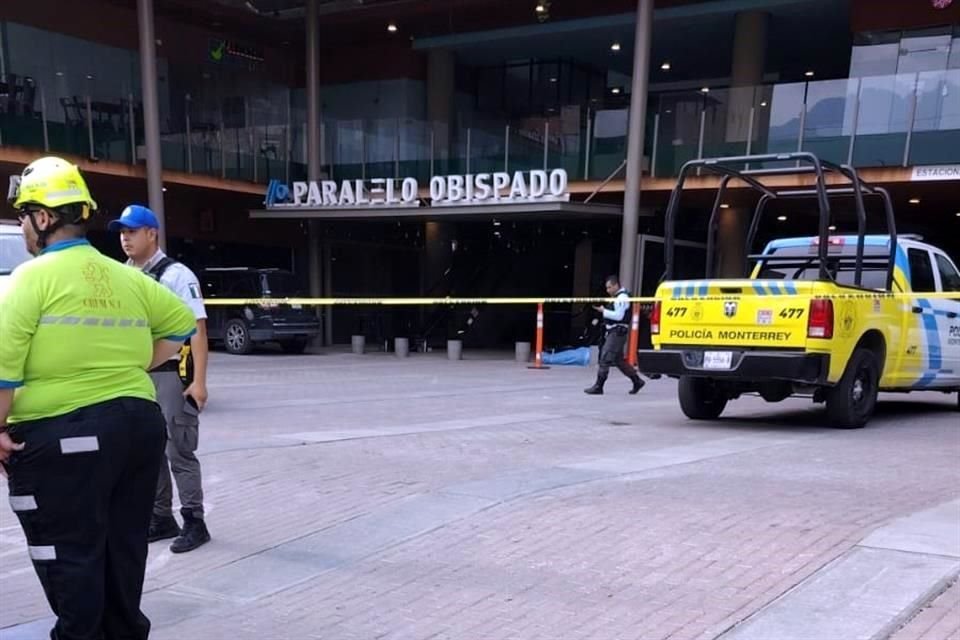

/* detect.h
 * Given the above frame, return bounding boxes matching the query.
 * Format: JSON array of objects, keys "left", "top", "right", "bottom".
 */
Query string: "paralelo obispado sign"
[{"left": 264, "top": 169, "right": 570, "bottom": 210}]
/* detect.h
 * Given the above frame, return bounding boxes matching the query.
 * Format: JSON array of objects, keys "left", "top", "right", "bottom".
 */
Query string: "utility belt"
[
  {"left": 152, "top": 344, "right": 194, "bottom": 386},
  {"left": 605, "top": 324, "right": 629, "bottom": 335}
]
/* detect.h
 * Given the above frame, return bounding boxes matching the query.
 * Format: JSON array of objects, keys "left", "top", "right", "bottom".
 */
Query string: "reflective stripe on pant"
[
  {"left": 150, "top": 370, "right": 204, "bottom": 518},
  {"left": 599, "top": 326, "right": 636, "bottom": 380},
  {"left": 5, "top": 398, "right": 166, "bottom": 640}
]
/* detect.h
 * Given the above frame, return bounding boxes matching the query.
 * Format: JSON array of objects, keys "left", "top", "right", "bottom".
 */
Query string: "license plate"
[
  {"left": 291, "top": 304, "right": 302, "bottom": 310},
  {"left": 703, "top": 351, "right": 733, "bottom": 370}
]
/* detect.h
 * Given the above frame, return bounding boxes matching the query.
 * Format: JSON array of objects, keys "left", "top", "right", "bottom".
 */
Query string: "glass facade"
[{"left": 2, "top": 19, "right": 960, "bottom": 188}]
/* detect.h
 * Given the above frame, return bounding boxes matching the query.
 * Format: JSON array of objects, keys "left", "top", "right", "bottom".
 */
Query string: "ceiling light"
[
  {"left": 828, "top": 225, "right": 837, "bottom": 231},
  {"left": 760, "top": 101, "right": 768, "bottom": 107},
  {"left": 56, "top": 71, "right": 64, "bottom": 77},
  {"left": 660, "top": 62, "right": 671, "bottom": 71},
  {"left": 909, "top": 198, "right": 921, "bottom": 204},
  {"left": 611, "top": 87, "right": 621, "bottom": 94},
  {"left": 86, "top": 74, "right": 94, "bottom": 80},
  {"left": 720, "top": 204, "right": 730, "bottom": 209},
  {"left": 610, "top": 42, "right": 621, "bottom": 52},
  {"left": 493, "top": 220, "right": 501, "bottom": 226},
  {"left": 701, "top": 87, "right": 710, "bottom": 93},
  {"left": 777, "top": 215, "right": 788, "bottom": 221},
  {"left": 387, "top": 22, "right": 398, "bottom": 32},
  {"left": 549, "top": 77, "right": 558, "bottom": 83},
  {"left": 162, "top": 187, "right": 168, "bottom": 192},
  {"left": 535, "top": 2, "right": 546, "bottom": 12},
  {"left": 804, "top": 70, "right": 815, "bottom": 78},
  {"left": 956, "top": 212, "right": 960, "bottom": 217}
]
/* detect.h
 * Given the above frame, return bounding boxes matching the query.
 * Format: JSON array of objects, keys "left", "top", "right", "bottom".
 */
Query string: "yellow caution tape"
[{"left": 202, "top": 292, "right": 960, "bottom": 306}]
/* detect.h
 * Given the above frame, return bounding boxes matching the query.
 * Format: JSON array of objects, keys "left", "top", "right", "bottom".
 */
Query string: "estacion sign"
[{"left": 264, "top": 169, "right": 570, "bottom": 210}]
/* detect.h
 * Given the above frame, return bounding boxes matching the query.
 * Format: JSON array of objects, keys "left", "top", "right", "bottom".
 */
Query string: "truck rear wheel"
[
  {"left": 678, "top": 377, "right": 728, "bottom": 420},
  {"left": 825, "top": 348, "right": 879, "bottom": 429}
]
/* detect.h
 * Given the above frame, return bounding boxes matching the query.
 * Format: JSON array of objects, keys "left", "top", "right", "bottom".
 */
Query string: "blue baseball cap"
[{"left": 108, "top": 205, "right": 159, "bottom": 232}]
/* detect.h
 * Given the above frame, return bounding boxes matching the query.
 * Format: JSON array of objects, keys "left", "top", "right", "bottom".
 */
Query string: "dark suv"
[{"left": 201, "top": 267, "right": 320, "bottom": 355}]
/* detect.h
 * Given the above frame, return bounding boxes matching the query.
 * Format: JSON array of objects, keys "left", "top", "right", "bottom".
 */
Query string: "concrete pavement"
[{"left": 1, "top": 350, "right": 958, "bottom": 639}]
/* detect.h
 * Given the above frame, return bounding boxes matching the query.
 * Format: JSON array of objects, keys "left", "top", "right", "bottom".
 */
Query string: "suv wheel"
[{"left": 225, "top": 319, "right": 254, "bottom": 355}]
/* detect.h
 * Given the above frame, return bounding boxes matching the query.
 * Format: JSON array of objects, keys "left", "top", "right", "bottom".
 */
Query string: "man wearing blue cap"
[{"left": 109, "top": 205, "right": 211, "bottom": 553}]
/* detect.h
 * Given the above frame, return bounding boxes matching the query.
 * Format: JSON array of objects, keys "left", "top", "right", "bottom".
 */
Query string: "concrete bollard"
[
  {"left": 447, "top": 339, "right": 463, "bottom": 361},
  {"left": 515, "top": 341, "right": 531, "bottom": 363},
  {"left": 395, "top": 337, "right": 410, "bottom": 358},
  {"left": 589, "top": 345, "right": 600, "bottom": 365},
  {"left": 351, "top": 335, "right": 365, "bottom": 354}
]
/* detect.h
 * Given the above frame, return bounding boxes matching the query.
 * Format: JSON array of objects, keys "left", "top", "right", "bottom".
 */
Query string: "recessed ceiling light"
[
  {"left": 535, "top": 3, "right": 546, "bottom": 12},
  {"left": 909, "top": 198, "right": 921, "bottom": 204},
  {"left": 387, "top": 22, "right": 398, "bottom": 32},
  {"left": 493, "top": 220, "right": 501, "bottom": 226},
  {"left": 86, "top": 74, "right": 94, "bottom": 80},
  {"left": 56, "top": 71, "right": 64, "bottom": 77},
  {"left": 549, "top": 77, "right": 558, "bottom": 83},
  {"left": 610, "top": 42, "right": 621, "bottom": 52},
  {"left": 956, "top": 212, "right": 960, "bottom": 217},
  {"left": 720, "top": 204, "right": 730, "bottom": 209},
  {"left": 701, "top": 87, "right": 710, "bottom": 93},
  {"left": 805, "top": 70, "right": 815, "bottom": 77},
  {"left": 660, "top": 62, "right": 671, "bottom": 71},
  {"left": 162, "top": 187, "right": 168, "bottom": 192},
  {"left": 760, "top": 101, "right": 768, "bottom": 107},
  {"left": 611, "top": 87, "right": 621, "bottom": 94},
  {"left": 828, "top": 225, "right": 837, "bottom": 231},
  {"left": 777, "top": 215, "right": 788, "bottom": 221}
]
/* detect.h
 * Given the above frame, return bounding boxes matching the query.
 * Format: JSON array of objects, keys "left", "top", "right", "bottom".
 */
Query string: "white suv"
[{"left": 0, "top": 220, "right": 31, "bottom": 294}]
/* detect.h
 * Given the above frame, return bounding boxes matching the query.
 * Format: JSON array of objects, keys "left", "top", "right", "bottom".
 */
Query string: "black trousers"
[
  {"left": 5, "top": 397, "right": 166, "bottom": 640},
  {"left": 598, "top": 326, "right": 637, "bottom": 381}
]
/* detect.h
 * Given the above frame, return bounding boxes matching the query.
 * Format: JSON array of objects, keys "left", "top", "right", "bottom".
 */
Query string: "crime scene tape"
[{"left": 202, "top": 292, "right": 960, "bottom": 306}]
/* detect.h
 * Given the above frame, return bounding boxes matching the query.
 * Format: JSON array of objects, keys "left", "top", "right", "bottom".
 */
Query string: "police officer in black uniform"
[{"left": 585, "top": 275, "right": 645, "bottom": 395}]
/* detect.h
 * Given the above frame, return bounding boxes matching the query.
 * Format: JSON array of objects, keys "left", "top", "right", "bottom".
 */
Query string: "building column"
[
  {"left": 136, "top": 0, "right": 166, "bottom": 250},
  {"left": 572, "top": 238, "right": 593, "bottom": 334},
  {"left": 306, "top": 0, "right": 326, "bottom": 344},
  {"left": 618, "top": 0, "right": 654, "bottom": 288},
  {"left": 427, "top": 50, "right": 456, "bottom": 173},
  {"left": 717, "top": 208, "right": 749, "bottom": 277},
  {"left": 726, "top": 10, "right": 769, "bottom": 142}
]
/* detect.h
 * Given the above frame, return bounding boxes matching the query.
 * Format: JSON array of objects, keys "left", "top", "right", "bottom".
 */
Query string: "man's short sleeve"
[
  {"left": 162, "top": 264, "right": 207, "bottom": 320},
  {"left": 143, "top": 275, "right": 197, "bottom": 342},
  {"left": 0, "top": 267, "right": 42, "bottom": 388}
]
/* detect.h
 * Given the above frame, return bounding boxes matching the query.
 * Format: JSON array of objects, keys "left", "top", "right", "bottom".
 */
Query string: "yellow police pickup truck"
[{"left": 638, "top": 153, "right": 960, "bottom": 428}]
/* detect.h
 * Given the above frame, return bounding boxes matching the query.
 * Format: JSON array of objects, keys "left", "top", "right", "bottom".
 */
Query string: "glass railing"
[{"left": 2, "top": 68, "right": 959, "bottom": 189}]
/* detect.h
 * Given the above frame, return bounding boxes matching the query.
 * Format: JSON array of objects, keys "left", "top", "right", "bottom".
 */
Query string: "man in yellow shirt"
[{"left": 0, "top": 157, "right": 196, "bottom": 640}]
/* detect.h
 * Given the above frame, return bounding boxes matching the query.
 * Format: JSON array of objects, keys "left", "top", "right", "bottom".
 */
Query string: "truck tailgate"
[{"left": 658, "top": 279, "right": 814, "bottom": 350}]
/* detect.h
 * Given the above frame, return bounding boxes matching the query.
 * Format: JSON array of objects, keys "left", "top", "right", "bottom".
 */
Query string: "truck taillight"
[
  {"left": 807, "top": 299, "right": 834, "bottom": 339},
  {"left": 650, "top": 301, "right": 661, "bottom": 335}
]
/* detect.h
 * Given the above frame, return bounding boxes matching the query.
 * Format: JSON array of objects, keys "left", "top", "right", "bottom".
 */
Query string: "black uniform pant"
[
  {"left": 598, "top": 325, "right": 637, "bottom": 381},
  {"left": 4, "top": 397, "right": 166, "bottom": 640}
]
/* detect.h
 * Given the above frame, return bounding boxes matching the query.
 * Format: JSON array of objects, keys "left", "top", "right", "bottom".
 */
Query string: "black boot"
[
  {"left": 170, "top": 510, "right": 210, "bottom": 554},
  {"left": 629, "top": 375, "right": 645, "bottom": 395},
  {"left": 584, "top": 373, "right": 607, "bottom": 395},
  {"left": 147, "top": 514, "right": 181, "bottom": 543}
]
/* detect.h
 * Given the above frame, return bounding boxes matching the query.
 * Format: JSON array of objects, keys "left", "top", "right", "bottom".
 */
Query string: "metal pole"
[
  {"left": 360, "top": 129, "right": 366, "bottom": 180},
  {"left": 306, "top": 0, "right": 324, "bottom": 342},
  {"left": 543, "top": 121, "right": 549, "bottom": 170},
  {"left": 185, "top": 94, "right": 193, "bottom": 174},
  {"left": 430, "top": 127, "right": 435, "bottom": 177},
  {"left": 40, "top": 87, "right": 50, "bottom": 152},
  {"left": 796, "top": 99, "right": 807, "bottom": 168},
  {"left": 618, "top": 0, "right": 653, "bottom": 290},
  {"left": 584, "top": 109, "right": 592, "bottom": 180},
  {"left": 744, "top": 106, "right": 755, "bottom": 168},
  {"left": 696, "top": 108, "right": 706, "bottom": 160},
  {"left": 285, "top": 97, "right": 292, "bottom": 183},
  {"left": 504, "top": 124, "right": 510, "bottom": 173},
  {"left": 137, "top": 0, "right": 166, "bottom": 249},
  {"left": 903, "top": 74, "right": 918, "bottom": 168},
  {"left": 251, "top": 128, "right": 257, "bottom": 183},
  {"left": 128, "top": 92, "right": 136, "bottom": 164},
  {"left": 847, "top": 78, "right": 861, "bottom": 166},
  {"left": 395, "top": 117, "right": 401, "bottom": 179},
  {"left": 219, "top": 119, "right": 226, "bottom": 179},
  {"left": 86, "top": 95, "right": 95, "bottom": 159},
  {"left": 465, "top": 127, "right": 472, "bottom": 174},
  {"left": 650, "top": 112, "right": 659, "bottom": 178}
]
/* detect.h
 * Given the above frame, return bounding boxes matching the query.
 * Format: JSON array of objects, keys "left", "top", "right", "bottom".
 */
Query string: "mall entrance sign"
[{"left": 264, "top": 169, "right": 570, "bottom": 210}]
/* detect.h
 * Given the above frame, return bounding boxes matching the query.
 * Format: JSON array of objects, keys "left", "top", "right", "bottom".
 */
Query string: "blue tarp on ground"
[{"left": 541, "top": 347, "right": 591, "bottom": 366}]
